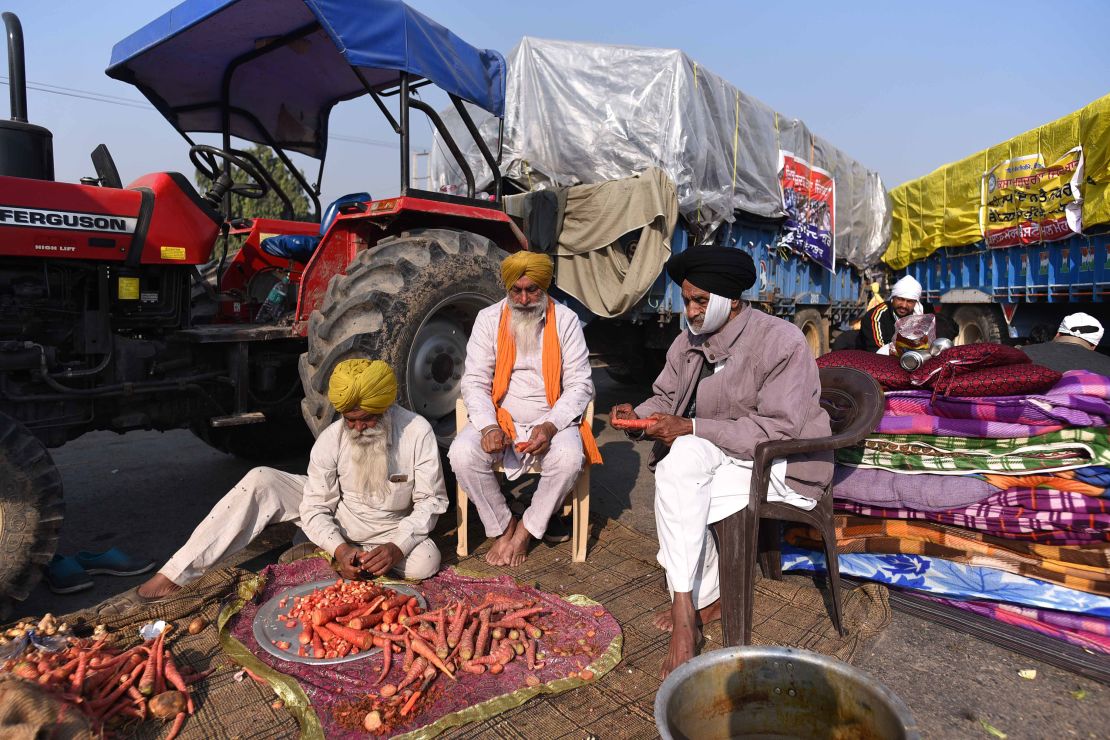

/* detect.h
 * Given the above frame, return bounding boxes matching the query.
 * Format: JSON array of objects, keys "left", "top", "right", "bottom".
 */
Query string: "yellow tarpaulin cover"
[{"left": 883, "top": 93, "right": 1110, "bottom": 269}]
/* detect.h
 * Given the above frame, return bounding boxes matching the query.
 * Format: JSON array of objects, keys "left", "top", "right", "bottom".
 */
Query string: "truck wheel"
[
  {"left": 793, "top": 308, "right": 829, "bottom": 357},
  {"left": 300, "top": 229, "right": 508, "bottom": 443},
  {"left": 953, "top": 305, "right": 1003, "bottom": 345},
  {"left": 0, "top": 414, "right": 64, "bottom": 619}
]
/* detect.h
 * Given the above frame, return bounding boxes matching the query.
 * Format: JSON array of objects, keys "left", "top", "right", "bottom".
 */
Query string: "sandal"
[
  {"left": 75, "top": 547, "right": 156, "bottom": 577},
  {"left": 45, "top": 555, "right": 94, "bottom": 595},
  {"left": 94, "top": 586, "right": 170, "bottom": 620}
]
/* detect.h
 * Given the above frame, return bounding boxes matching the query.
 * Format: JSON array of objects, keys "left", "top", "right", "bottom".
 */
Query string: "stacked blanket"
[{"left": 788, "top": 362, "right": 1110, "bottom": 653}]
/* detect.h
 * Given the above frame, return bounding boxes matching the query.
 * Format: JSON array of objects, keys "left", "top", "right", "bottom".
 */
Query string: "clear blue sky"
[{"left": 5, "top": 0, "right": 1109, "bottom": 207}]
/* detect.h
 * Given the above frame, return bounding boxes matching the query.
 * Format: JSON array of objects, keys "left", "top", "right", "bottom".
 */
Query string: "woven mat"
[
  {"left": 60, "top": 568, "right": 299, "bottom": 739},
  {"left": 440, "top": 519, "right": 892, "bottom": 739},
  {"left": 37, "top": 516, "right": 888, "bottom": 739}
]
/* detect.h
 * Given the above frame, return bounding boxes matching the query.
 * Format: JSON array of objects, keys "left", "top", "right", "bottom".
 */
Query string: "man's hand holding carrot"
[{"left": 643, "top": 413, "right": 693, "bottom": 445}]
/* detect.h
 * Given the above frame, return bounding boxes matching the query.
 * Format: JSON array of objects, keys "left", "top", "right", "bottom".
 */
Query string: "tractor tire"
[
  {"left": 300, "top": 229, "right": 508, "bottom": 443},
  {"left": 191, "top": 416, "right": 314, "bottom": 462},
  {"left": 793, "top": 308, "right": 829, "bottom": 357},
  {"left": 953, "top": 305, "right": 1003, "bottom": 346},
  {"left": 0, "top": 413, "right": 64, "bottom": 619}
]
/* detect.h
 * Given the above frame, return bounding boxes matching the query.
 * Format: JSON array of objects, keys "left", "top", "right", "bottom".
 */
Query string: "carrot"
[
  {"left": 493, "top": 618, "right": 543, "bottom": 639},
  {"left": 447, "top": 602, "right": 468, "bottom": 649},
  {"left": 165, "top": 711, "right": 186, "bottom": 740},
  {"left": 311, "top": 630, "right": 325, "bottom": 659},
  {"left": 611, "top": 417, "right": 653, "bottom": 430},
  {"left": 373, "top": 633, "right": 392, "bottom": 686},
  {"left": 501, "top": 606, "right": 546, "bottom": 621},
  {"left": 400, "top": 685, "right": 424, "bottom": 717},
  {"left": 526, "top": 638, "right": 537, "bottom": 669},
  {"left": 138, "top": 637, "right": 160, "bottom": 696},
  {"left": 298, "top": 620, "right": 314, "bottom": 645},
  {"left": 326, "top": 623, "right": 373, "bottom": 651},
  {"left": 384, "top": 593, "right": 410, "bottom": 610},
  {"left": 163, "top": 655, "right": 194, "bottom": 714},
  {"left": 181, "top": 667, "right": 216, "bottom": 686},
  {"left": 515, "top": 441, "right": 530, "bottom": 453},
  {"left": 405, "top": 634, "right": 456, "bottom": 679},
  {"left": 314, "top": 623, "right": 338, "bottom": 643},
  {"left": 434, "top": 613, "right": 448, "bottom": 659},
  {"left": 475, "top": 608, "right": 492, "bottom": 658},
  {"left": 461, "top": 661, "right": 486, "bottom": 674},
  {"left": 397, "top": 657, "right": 428, "bottom": 690},
  {"left": 311, "top": 601, "right": 361, "bottom": 626},
  {"left": 348, "top": 611, "right": 384, "bottom": 631},
  {"left": 401, "top": 635, "right": 413, "bottom": 672},
  {"left": 73, "top": 651, "right": 89, "bottom": 690},
  {"left": 459, "top": 618, "right": 480, "bottom": 662},
  {"left": 381, "top": 607, "right": 401, "bottom": 626}
]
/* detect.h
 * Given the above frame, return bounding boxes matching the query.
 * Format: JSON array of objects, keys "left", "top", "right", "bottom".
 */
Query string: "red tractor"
[{"left": 0, "top": 0, "right": 525, "bottom": 615}]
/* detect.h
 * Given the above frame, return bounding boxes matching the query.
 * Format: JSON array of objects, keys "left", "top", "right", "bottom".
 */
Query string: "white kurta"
[
  {"left": 654, "top": 435, "right": 815, "bottom": 609},
  {"left": 449, "top": 298, "right": 593, "bottom": 539},
  {"left": 160, "top": 405, "right": 448, "bottom": 585}
]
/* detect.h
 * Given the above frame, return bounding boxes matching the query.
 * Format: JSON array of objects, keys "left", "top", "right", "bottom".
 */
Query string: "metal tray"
[{"left": 252, "top": 579, "right": 425, "bottom": 666}]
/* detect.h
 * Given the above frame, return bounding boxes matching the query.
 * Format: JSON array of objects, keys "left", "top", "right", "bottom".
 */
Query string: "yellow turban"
[
  {"left": 328, "top": 359, "right": 397, "bottom": 414},
  {"left": 500, "top": 251, "right": 553, "bottom": 291}
]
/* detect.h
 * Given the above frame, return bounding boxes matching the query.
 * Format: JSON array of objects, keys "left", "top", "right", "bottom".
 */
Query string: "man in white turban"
[
  {"left": 856, "top": 275, "right": 923, "bottom": 353},
  {"left": 103, "top": 359, "right": 447, "bottom": 615}
]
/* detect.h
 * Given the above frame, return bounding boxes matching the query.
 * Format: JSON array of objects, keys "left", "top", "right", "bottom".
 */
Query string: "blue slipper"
[
  {"left": 45, "top": 555, "right": 94, "bottom": 594},
  {"left": 74, "top": 547, "right": 156, "bottom": 577}
]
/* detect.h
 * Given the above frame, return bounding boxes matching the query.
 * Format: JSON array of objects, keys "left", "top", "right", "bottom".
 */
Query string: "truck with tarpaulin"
[
  {"left": 881, "top": 94, "right": 1110, "bottom": 345},
  {"left": 426, "top": 37, "right": 892, "bottom": 377}
]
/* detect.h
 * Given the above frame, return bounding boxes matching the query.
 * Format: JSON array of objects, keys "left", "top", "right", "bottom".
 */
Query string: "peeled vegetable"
[{"left": 187, "top": 617, "right": 208, "bottom": 635}]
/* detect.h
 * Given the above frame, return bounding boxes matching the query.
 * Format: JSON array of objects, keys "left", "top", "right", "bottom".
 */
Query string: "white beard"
[
  {"left": 509, "top": 294, "right": 547, "bottom": 356},
  {"left": 346, "top": 416, "right": 391, "bottom": 505}
]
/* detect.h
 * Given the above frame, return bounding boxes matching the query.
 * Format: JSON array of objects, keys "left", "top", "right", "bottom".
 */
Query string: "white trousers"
[
  {"left": 160, "top": 467, "right": 441, "bottom": 585},
  {"left": 448, "top": 424, "right": 584, "bottom": 539},
  {"left": 654, "top": 436, "right": 815, "bottom": 609}
]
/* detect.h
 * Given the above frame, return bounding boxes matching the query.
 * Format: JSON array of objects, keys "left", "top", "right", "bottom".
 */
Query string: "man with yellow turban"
[
  {"left": 111, "top": 359, "right": 447, "bottom": 612},
  {"left": 449, "top": 251, "right": 601, "bottom": 568}
]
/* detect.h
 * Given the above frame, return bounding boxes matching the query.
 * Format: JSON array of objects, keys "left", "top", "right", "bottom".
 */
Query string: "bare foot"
[
  {"left": 505, "top": 521, "right": 533, "bottom": 567},
  {"left": 136, "top": 573, "right": 181, "bottom": 600},
  {"left": 485, "top": 520, "right": 517, "bottom": 566},
  {"left": 661, "top": 593, "right": 699, "bottom": 679},
  {"left": 652, "top": 599, "right": 722, "bottom": 632}
]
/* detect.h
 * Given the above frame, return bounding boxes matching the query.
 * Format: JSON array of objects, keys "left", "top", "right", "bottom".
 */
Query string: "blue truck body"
[{"left": 900, "top": 233, "right": 1110, "bottom": 342}]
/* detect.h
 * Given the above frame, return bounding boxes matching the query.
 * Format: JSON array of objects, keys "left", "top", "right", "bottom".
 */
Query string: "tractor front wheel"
[
  {"left": 300, "top": 229, "right": 508, "bottom": 443},
  {"left": 0, "top": 413, "right": 64, "bottom": 619}
]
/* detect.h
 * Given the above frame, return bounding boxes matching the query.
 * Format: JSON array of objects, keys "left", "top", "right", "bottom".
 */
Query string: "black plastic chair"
[{"left": 711, "top": 366, "right": 884, "bottom": 646}]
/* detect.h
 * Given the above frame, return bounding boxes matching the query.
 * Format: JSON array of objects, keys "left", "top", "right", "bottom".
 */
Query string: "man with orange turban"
[
  {"left": 449, "top": 251, "right": 601, "bottom": 567},
  {"left": 108, "top": 359, "right": 447, "bottom": 614}
]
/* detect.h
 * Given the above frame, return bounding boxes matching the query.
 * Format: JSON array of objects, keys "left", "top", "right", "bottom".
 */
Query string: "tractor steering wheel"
[{"left": 188, "top": 144, "right": 269, "bottom": 200}]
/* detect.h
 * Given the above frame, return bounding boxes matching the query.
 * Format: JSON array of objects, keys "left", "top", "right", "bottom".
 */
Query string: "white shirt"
[
  {"left": 459, "top": 298, "right": 594, "bottom": 432},
  {"left": 298, "top": 405, "right": 448, "bottom": 556}
]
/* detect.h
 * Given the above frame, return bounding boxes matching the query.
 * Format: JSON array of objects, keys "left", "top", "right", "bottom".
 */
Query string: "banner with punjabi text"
[
  {"left": 980, "top": 147, "right": 1083, "bottom": 248},
  {"left": 778, "top": 151, "right": 835, "bottom": 272}
]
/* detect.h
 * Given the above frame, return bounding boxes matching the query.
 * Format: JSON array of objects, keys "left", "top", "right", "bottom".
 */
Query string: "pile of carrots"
[
  {"left": 0, "top": 626, "right": 212, "bottom": 739},
  {"left": 273, "top": 579, "right": 425, "bottom": 660},
  {"left": 335, "top": 590, "right": 589, "bottom": 734}
]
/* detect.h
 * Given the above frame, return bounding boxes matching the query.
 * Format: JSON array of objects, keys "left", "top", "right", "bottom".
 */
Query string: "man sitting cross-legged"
[
  {"left": 108, "top": 359, "right": 447, "bottom": 613},
  {"left": 449, "top": 251, "right": 602, "bottom": 567}
]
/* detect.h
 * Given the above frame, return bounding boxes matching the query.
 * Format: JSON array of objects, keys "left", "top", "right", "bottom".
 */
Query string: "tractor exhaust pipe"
[
  {"left": 2, "top": 12, "right": 27, "bottom": 122},
  {"left": 0, "top": 11, "right": 52, "bottom": 179}
]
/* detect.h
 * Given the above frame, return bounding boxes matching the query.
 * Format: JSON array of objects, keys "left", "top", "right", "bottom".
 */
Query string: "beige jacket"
[
  {"left": 635, "top": 306, "right": 833, "bottom": 500},
  {"left": 299, "top": 405, "right": 448, "bottom": 556}
]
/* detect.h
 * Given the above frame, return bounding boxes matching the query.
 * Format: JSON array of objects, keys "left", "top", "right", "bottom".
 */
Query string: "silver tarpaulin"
[{"left": 428, "top": 37, "right": 891, "bottom": 269}]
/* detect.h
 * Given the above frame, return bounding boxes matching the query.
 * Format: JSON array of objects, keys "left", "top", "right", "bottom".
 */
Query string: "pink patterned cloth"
[
  {"left": 228, "top": 559, "right": 620, "bottom": 739},
  {"left": 921, "top": 595, "right": 1110, "bottom": 654}
]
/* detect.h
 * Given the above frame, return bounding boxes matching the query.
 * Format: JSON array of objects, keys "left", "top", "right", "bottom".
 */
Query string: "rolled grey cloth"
[{"left": 832, "top": 466, "right": 996, "bottom": 511}]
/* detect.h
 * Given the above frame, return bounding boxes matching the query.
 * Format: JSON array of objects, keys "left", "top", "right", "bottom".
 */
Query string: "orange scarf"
[{"left": 492, "top": 300, "right": 603, "bottom": 465}]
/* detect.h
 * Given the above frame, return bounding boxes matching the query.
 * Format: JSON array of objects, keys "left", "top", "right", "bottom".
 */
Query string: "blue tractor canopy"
[{"left": 107, "top": 0, "right": 508, "bottom": 214}]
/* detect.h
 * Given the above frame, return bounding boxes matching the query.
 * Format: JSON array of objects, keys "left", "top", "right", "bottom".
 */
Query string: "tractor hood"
[{"left": 106, "top": 0, "right": 506, "bottom": 160}]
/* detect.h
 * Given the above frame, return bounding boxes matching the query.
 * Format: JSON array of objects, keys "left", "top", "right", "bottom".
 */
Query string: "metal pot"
[{"left": 655, "top": 646, "right": 920, "bottom": 740}]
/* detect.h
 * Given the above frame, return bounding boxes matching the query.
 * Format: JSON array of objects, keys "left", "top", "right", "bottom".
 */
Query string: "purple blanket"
[
  {"left": 833, "top": 467, "right": 996, "bottom": 511},
  {"left": 835, "top": 487, "right": 1110, "bottom": 544},
  {"left": 920, "top": 595, "right": 1110, "bottom": 654},
  {"left": 875, "top": 415, "right": 1065, "bottom": 438},
  {"left": 884, "top": 369, "right": 1110, "bottom": 428}
]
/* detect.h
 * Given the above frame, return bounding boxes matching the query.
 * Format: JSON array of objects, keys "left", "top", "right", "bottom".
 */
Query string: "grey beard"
[
  {"left": 509, "top": 295, "right": 546, "bottom": 355},
  {"left": 346, "top": 419, "right": 390, "bottom": 505}
]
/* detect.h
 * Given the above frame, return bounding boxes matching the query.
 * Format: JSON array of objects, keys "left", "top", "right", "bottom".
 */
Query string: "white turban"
[{"left": 890, "top": 275, "right": 923, "bottom": 302}]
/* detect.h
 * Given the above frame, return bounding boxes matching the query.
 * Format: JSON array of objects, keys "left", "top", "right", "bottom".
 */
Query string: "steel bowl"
[{"left": 655, "top": 646, "right": 920, "bottom": 740}]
